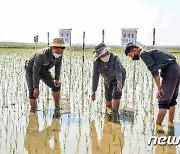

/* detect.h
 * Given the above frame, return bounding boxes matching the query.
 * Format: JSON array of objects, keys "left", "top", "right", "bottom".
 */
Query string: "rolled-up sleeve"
[
  {"left": 140, "top": 51, "right": 159, "bottom": 78},
  {"left": 33, "top": 54, "right": 43, "bottom": 88},
  {"left": 114, "top": 56, "right": 125, "bottom": 84},
  {"left": 55, "top": 58, "right": 62, "bottom": 81},
  {"left": 92, "top": 61, "right": 100, "bottom": 92}
]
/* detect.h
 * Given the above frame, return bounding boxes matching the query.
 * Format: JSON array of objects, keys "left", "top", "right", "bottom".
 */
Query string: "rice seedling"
[{"left": 0, "top": 47, "right": 179, "bottom": 153}]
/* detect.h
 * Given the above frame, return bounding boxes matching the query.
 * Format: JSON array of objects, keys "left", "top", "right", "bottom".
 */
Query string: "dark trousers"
[
  {"left": 159, "top": 63, "right": 180, "bottom": 109},
  {"left": 104, "top": 79, "right": 123, "bottom": 101},
  {"left": 25, "top": 70, "right": 60, "bottom": 99}
]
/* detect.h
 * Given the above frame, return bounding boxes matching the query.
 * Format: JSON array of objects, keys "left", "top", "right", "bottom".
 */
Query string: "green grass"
[{"left": 0, "top": 42, "right": 179, "bottom": 53}]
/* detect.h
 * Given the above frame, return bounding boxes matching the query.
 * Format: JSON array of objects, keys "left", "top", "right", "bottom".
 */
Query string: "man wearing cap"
[
  {"left": 25, "top": 38, "right": 66, "bottom": 112},
  {"left": 91, "top": 43, "right": 126, "bottom": 113},
  {"left": 124, "top": 44, "right": 180, "bottom": 132}
]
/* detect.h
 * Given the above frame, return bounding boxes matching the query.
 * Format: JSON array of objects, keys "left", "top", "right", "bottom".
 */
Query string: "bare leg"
[
  {"left": 156, "top": 109, "right": 167, "bottom": 125},
  {"left": 105, "top": 101, "right": 112, "bottom": 116},
  {"left": 168, "top": 106, "right": 175, "bottom": 135},
  {"left": 111, "top": 99, "right": 120, "bottom": 123},
  {"left": 30, "top": 99, "right": 37, "bottom": 113},
  {"left": 112, "top": 99, "right": 120, "bottom": 112},
  {"left": 106, "top": 101, "right": 112, "bottom": 109},
  {"left": 53, "top": 91, "right": 60, "bottom": 109},
  {"left": 168, "top": 106, "right": 175, "bottom": 136},
  {"left": 156, "top": 109, "right": 167, "bottom": 133},
  {"left": 169, "top": 106, "right": 175, "bottom": 123}
]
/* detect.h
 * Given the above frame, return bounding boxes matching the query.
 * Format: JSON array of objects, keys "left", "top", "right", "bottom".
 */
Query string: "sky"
[{"left": 0, "top": 0, "right": 180, "bottom": 46}]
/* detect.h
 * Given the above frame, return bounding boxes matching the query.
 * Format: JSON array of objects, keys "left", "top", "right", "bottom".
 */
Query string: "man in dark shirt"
[
  {"left": 125, "top": 44, "right": 180, "bottom": 132},
  {"left": 25, "top": 38, "right": 65, "bottom": 112},
  {"left": 91, "top": 43, "right": 126, "bottom": 113}
]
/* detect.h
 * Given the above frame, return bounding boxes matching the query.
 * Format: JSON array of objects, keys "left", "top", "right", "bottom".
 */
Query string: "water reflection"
[
  {"left": 155, "top": 128, "right": 177, "bottom": 154},
  {"left": 91, "top": 111, "right": 124, "bottom": 154},
  {"left": 24, "top": 111, "right": 61, "bottom": 154},
  {"left": 0, "top": 50, "right": 179, "bottom": 153},
  {"left": 119, "top": 108, "right": 135, "bottom": 124}
]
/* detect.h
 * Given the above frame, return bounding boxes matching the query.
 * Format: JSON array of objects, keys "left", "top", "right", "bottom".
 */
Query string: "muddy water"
[{"left": 0, "top": 48, "right": 179, "bottom": 154}]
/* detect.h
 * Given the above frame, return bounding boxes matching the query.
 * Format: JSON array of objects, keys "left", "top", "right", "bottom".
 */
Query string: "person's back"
[{"left": 140, "top": 46, "right": 176, "bottom": 75}]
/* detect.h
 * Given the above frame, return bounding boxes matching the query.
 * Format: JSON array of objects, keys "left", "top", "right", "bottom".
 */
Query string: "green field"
[{"left": 0, "top": 47, "right": 179, "bottom": 154}]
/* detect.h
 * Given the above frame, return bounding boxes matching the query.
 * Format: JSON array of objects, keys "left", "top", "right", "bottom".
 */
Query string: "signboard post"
[
  {"left": 59, "top": 29, "right": 72, "bottom": 47},
  {"left": 59, "top": 28, "right": 72, "bottom": 71},
  {"left": 34, "top": 35, "right": 38, "bottom": 52},
  {"left": 121, "top": 28, "right": 138, "bottom": 110},
  {"left": 59, "top": 29, "right": 72, "bottom": 101},
  {"left": 102, "top": 29, "right": 105, "bottom": 43},
  {"left": 82, "top": 31, "right": 85, "bottom": 63},
  {"left": 121, "top": 28, "right": 138, "bottom": 47},
  {"left": 153, "top": 28, "right": 155, "bottom": 45},
  {"left": 59, "top": 29, "right": 72, "bottom": 71},
  {"left": 47, "top": 32, "right": 50, "bottom": 47}
]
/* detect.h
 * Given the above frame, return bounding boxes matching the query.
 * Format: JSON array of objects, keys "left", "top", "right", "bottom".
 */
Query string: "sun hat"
[
  {"left": 94, "top": 43, "right": 110, "bottom": 58},
  {"left": 50, "top": 37, "right": 66, "bottom": 47}
]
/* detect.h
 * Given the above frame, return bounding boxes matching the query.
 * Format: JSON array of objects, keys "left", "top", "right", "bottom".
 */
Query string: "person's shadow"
[
  {"left": 24, "top": 110, "right": 61, "bottom": 154},
  {"left": 91, "top": 111, "right": 124, "bottom": 154}
]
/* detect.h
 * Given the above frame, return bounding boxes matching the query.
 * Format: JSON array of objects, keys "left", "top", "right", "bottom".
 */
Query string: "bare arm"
[{"left": 154, "top": 76, "right": 161, "bottom": 90}]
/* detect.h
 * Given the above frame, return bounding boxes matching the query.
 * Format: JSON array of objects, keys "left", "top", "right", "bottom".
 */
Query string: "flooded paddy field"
[{"left": 0, "top": 48, "right": 179, "bottom": 154}]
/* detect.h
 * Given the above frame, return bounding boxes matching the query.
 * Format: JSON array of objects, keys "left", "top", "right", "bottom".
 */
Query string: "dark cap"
[{"left": 124, "top": 43, "right": 139, "bottom": 56}]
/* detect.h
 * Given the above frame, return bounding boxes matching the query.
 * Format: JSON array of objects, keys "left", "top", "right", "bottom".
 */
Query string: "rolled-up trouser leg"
[
  {"left": 104, "top": 83, "right": 113, "bottom": 101},
  {"left": 159, "top": 63, "right": 180, "bottom": 109},
  {"left": 41, "top": 72, "right": 60, "bottom": 108},
  {"left": 25, "top": 70, "right": 36, "bottom": 99},
  {"left": 112, "top": 82, "right": 122, "bottom": 100},
  {"left": 104, "top": 82, "right": 122, "bottom": 101},
  {"left": 169, "top": 80, "right": 179, "bottom": 107}
]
